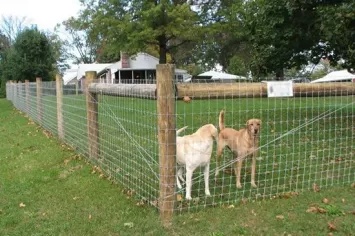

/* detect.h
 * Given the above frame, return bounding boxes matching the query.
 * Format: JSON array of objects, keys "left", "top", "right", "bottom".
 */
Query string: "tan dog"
[{"left": 215, "top": 110, "right": 261, "bottom": 188}]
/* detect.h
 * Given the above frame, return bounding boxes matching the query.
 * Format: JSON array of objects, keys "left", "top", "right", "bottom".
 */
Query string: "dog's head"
[{"left": 246, "top": 119, "right": 261, "bottom": 136}]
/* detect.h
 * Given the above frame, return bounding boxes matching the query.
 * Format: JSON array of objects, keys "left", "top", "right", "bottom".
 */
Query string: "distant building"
[{"left": 63, "top": 52, "right": 191, "bottom": 87}]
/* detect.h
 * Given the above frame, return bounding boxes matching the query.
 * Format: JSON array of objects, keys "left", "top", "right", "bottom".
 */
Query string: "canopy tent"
[
  {"left": 310, "top": 70, "right": 355, "bottom": 83},
  {"left": 198, "top": 71, "right": 246, "bottom": 80}
]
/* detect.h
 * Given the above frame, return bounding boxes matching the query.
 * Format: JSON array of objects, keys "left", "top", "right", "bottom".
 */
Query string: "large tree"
[
  {"left": 1, "top": 27, "right": 56, "bottom": 82},
  {"left": 75, "top": 0, "right": 201, "bottom": 64}
]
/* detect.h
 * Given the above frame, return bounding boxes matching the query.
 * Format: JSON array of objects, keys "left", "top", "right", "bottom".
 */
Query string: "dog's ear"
[{"left": 246, "top": 120, "right": 250, "bottom": 127}]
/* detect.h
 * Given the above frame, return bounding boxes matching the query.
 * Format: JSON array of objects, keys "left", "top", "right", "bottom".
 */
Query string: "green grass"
[
  {"left": 10, "top": 90, "right": 355, "bottom": 211},
  {"left": 1, "top": 98, "right": 355, "bottom": 235}
]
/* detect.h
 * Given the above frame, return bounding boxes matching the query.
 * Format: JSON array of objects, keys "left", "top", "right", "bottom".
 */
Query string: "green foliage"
[
  {"left": 316, "top": 0, "right": 355, "bottom": 70},
  {"left": 227, "top": 55, "right": 249, "bottom": 77},
  {"left": 62, "top": 0, "right": 355, "bottom": 74},
  {"left": 74, "top": 0, "right": 201, "bottom": 64},
  {"left": 0, "top": 28, "right": 55, "bottom": 82}
]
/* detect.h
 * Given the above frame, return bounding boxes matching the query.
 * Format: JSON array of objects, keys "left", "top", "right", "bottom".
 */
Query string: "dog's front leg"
[
  {"left": 251, "top": 151, "right": 258, "bottom": 188},
  {"left": 204, "top": 164, "right": 211, "bottom": 197},
  {"left": 234, "top": 157, "right": 243, "bottom": 188},
  {"left": 185, "top": 168, "right": 194, "bottom": 200}
]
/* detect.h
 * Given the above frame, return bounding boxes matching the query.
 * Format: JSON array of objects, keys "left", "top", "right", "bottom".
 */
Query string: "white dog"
[{"left": 176, "top": 124, "right": 218, "bottom": 200}]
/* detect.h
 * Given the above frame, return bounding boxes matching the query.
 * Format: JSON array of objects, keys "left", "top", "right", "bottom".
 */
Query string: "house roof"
[
  {"left": 311, "top": 70, "right": 355, "bottom": 83},
  {"left": 198, "top": 70, "right": 247, "bottom": 80},
  {"left": 76, "top": 63, "right": 112, "bottom": 80},
  {"left": 98, "top": 52, "right": 189, "bottom": 75}
]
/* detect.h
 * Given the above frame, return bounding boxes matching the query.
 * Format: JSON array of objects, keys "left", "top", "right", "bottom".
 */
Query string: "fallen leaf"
[
  {"left": 240, "top": 198, "right": 248, "bottom": 204},
  {"left": 251, "top": 209, "right": 256, "bottom": 216},
  {"left": 306, "top": 206, "right": 318, "bottom": 213},
  {"left": 176, "top": 194, "right": 183, "bottom": 202},
  {"left": 276, "top": 215, "right": 284, "bottom": 220},
  {"left": 63, "top": 159, "right": 70, "bottom": 165},
  {"left": 322, "top": 198, "right": 329, "bottom": 204},
  {"left": 317, "top": 207, "right": 327, "bottom": 213},
  {"left": 351, "top": 183, "right": 355, "bottom": 188},
  {"left": 306, "top": 206, "right": 327, "bottom": 213},
  {"left": 99, "top": 173, "right": 105, "bottom": 178},
  {"left": 19, "top": 203, "right": 25, "bottom": 208},
  {"left": 88, "top": 214, "right": 92, "bottom": 220},
  {"left": 124, "top": 222, "right": 134, "bottom": 228},
  {"left": 228, "top": 204, "right": 235, "bottom": 209},
  {"left": 328, "top": 233, "right": 334, "bottom": 236},
  {"left": 342, "top": 198, "right": 345, "bottom": 203},
  {"left": 328, "top": 221, "right": 337, "bottom": 231},
  {"left": 183, "top": 96, "right": 191, "bottom": 103},
  {"left": 312, "top": 183, "right": 320, "bottom": 192}
]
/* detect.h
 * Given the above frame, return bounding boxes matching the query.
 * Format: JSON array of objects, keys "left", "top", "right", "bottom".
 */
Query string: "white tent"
[
  {"left": 310, "top": 70, "right": 355, "bottom": 83},
  {"left": 198, "top": 71, "right": 246, "bottom": 80}
]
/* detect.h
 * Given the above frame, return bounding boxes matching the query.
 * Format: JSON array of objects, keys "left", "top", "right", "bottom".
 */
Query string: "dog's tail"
[
  {"left": 219, "top": 110, "right": 225, "bottom": 131},
  {"left": 176, "top": 126, "right": 188, "bottom": 135}
]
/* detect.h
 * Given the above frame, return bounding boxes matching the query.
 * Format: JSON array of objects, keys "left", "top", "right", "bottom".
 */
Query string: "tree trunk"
[
  {"left": 275, "top": 68, "right": 284, "bottom": 80},
  {"left": 158, "top": 35, "right": 167, "bottom": 64}
]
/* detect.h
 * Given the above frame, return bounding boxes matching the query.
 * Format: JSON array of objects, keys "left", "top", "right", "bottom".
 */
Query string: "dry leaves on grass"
[
  {"left": 42, "top": 130, "right": 52, "bottom": 139},
  {"left": 322, "top": 198, "right": 329, "bottom": 204},
  {"left": 306, "top": 206, "right": 327, "bottom": 213},
  {"left": 276, "top": 215, "right": 284, "bottom": 220},
  {"left": 328, "top": 221, "right": 337, "bottom": 232},
  {"left": 312, "top": 183, "right": 320, "bottom": 192},
  {"left": 19, "top": 203, "right": 25, "bottom": 208},
  {"left": 176, "top": 194, "right": 183, "bottom": 202}
]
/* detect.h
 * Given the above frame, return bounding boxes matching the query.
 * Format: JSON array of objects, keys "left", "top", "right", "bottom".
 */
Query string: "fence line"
[{"left": 5, "top": 68, "right": 355, "bottom": 227}]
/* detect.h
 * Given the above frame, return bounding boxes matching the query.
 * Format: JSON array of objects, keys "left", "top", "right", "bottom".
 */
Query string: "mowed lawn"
[{"left": 1, "top": 98, "right": 355, "bottom": 235}]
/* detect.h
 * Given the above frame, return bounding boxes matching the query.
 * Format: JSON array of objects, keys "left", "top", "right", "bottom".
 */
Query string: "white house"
[
  {"left": 63, "top": 52, "right": 191, "bottom": 86},
  {"left": 97, "top": 52, "right": 191, "bottom": 84}
]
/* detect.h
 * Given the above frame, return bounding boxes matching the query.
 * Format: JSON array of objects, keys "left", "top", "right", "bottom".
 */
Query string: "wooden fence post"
[
  {"left": 25, "top": 80, "right": 30, "bottom": 113},
  {"left": 156, "top": 64, "right": 176, "bottom": 227},
  {"left": 56, "top": 74, "right": 64, "bottom": 140},
  {"left": 36, "top": 77, "right": 43, "bottom": 125},
  {"left": 85, "top": 71, "right": 99, "bottom": 159}
]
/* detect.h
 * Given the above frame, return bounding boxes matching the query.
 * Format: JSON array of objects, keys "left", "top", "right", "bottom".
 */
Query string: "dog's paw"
[
  {"left": 251, "top": 182, "right": 258, "bottom": 188},
  {"left": 185, "top": 196, "right": 192, "bottom": 200},
  {"left": 236, "top": 183, "right": 242, "bottom": 189},
  {"left": 205, "top": 190, "right": 211, "bottom": 197}
]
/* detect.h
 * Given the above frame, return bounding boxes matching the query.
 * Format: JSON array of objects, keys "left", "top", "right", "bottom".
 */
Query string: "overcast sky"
[{"left": 0, "top": 0, "right": 81, "bottom": 32}]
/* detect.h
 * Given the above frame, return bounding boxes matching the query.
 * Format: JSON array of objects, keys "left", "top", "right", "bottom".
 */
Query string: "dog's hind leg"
[
  {"left": 185, "top": 168, "right": 194, "bottom": 200},
  {"left": 176, "top": 167, "right": 184, "bottom": 189},
  {"left": 204, "top": 164, "right": 211, "bottom": 197}
]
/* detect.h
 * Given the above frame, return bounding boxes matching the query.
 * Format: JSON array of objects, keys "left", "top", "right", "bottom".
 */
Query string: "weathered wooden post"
[
  {"left": 56, "top": 74, "right": 64, "bottom": 140},
  {"left": 36, "top": 77, "right": 43, "bottom": 125},
  {"left": 156, "top": 64, "right": 176, "bottom": 227},
  {"left": 85, "top": 71, "right": 99, "bottom": 159},
  {"left": 25, "top": 80, "right": 30, "bottom": 113}
]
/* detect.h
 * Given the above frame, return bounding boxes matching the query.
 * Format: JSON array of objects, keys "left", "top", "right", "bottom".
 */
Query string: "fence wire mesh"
[{"left": 5, "top": 78, "right": 355, "bottom": 214}]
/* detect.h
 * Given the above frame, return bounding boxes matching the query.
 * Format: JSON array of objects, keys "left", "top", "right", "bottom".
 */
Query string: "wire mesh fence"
[{"left": 5, "top": 72, "right": 355, "bottom": 218}]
